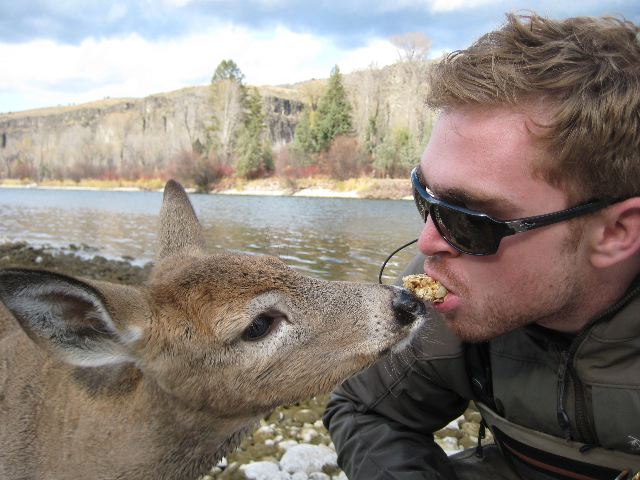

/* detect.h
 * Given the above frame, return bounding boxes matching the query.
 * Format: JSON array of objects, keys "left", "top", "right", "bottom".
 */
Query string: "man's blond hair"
[{"left": 428, "top": 13, "right": 640, "bottom": 202}]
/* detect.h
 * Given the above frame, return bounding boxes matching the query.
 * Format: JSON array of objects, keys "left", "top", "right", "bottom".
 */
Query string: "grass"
[
  {"left": 0, "top": 178, "right": 166, "bottom": 191},
  {"left": 0, "top": 176, "right": 413, "bottom": 199}
]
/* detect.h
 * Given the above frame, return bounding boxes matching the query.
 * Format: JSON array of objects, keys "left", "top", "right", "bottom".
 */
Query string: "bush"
[
  {"left": 168, "top": 149, "right": 231, "bottom": 193},
  {"left": 318, "top": 136, "right": 371, "bottom": 180},
  {"left": 373, "top": 127, "right": 420, "bottom": 178},
  {"left": 273, "top": 144, "right": 321, "bottom": 178}
]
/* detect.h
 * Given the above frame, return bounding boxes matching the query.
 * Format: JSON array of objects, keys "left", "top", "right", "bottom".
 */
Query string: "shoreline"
[{"left": 0, "top": 177, "right": 413, "bottom": 201}]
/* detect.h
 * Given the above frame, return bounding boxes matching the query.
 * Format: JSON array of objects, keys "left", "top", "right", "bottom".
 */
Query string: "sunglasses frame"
[{"left": 411, "top": 167, "right": 618, "bottom": 256}]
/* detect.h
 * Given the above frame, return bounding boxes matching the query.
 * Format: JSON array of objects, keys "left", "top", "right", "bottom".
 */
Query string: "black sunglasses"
[{"left": 411, "top": 167, "right": 618, "bottom": 256}]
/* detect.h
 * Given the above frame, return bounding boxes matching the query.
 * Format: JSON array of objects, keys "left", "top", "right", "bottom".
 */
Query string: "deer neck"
[{"left": 138, "top": 373, "right": 261, "bottom": 470}]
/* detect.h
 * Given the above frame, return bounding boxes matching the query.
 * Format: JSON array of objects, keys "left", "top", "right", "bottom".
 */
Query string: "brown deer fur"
[{"left": 0, "top": 180, "right": 426, "bottom": 479}]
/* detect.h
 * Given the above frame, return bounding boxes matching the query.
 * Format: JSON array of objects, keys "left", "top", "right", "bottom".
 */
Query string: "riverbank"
[
  {"left": 0, "top": 242, "right": 487, "bottom": 480},
  {"left": 0, "top": 176, "right": 413, "bottom": 200}
]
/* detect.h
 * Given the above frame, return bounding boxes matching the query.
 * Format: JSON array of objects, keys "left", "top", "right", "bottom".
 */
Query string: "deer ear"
[
  {"left": 0, "top": 269, "right": 145, "bottom": 367},
  {"left": 157, "top": 179, "right": 206, "bottom": 260}
]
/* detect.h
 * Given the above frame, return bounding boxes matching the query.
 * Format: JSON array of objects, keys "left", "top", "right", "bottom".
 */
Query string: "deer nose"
[{"left": 392, "top": 289, "right": 426, "bottom": 326}]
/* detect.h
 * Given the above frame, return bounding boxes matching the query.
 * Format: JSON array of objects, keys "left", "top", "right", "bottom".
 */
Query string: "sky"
[{"left": 1, "top": 0, "right": 639, "bottom": 114}]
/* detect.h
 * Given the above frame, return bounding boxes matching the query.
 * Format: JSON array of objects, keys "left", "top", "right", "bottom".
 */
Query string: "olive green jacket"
[{"left": 323, "top": 270, "right": 640, "bottom": 479}]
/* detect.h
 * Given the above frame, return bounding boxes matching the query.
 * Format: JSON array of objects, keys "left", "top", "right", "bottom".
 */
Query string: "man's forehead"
[
  {"left": 419, "top": 106, "right": 564, "bottom": 216},
  {"left": 437, "top": 106, "right": 540, "bottom": 141},
  {"left": 416, "top": 165, "right": 521, "bottom": 215}
]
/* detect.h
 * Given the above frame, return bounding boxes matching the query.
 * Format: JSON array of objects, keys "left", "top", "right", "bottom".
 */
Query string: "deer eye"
[{"left": 242, "top": 310, "right": 286, "bottom": 341}]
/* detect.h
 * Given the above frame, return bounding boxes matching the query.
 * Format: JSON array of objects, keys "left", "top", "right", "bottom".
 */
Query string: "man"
[{"left": 323, "top": 13, "right": 640, "bottom": 480}]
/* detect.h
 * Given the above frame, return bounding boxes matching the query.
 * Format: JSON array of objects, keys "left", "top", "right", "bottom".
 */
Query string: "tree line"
[
  {"left": 0, "top": 33, "right": 434, "bottom": 192},
  {"left": 174, "top": 32, "right": 434, "bottom": 192}
]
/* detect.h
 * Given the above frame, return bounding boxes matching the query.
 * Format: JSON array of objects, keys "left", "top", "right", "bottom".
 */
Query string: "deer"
[{"left": 0, "top": 180, "right": 428, "bottom": 480}]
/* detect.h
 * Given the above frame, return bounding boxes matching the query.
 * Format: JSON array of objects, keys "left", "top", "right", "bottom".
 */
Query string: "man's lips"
[{"left": 431, "top": 292, "right": 459, "bottom": 313}]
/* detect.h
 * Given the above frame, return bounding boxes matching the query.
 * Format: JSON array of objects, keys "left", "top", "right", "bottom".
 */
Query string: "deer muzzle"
[{"left": 392, "top": 288, "right": 427, "bottom": 326}]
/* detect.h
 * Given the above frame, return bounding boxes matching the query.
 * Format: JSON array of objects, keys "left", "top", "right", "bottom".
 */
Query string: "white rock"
[
  {"left": 291, "top": 472, "right": 309, "bottom": 480},
  {"left": 436, "top": 436, "right": 460, "bottom": 452},
  {"left": 299, "top": 427, "right": 319, "bottom": 443},
  {"left": 34, "top": 256, "right": 43, "bottom": 264},
  {"left": 309, "top": 473, "right": 331, "bottom": 480},
  {"left": 445, "top": 415, "right": 464, "bottom": 430},
  {"left": 280, "top": 444, "right": 338, "bottom": 475},
  {"left": 257, "top": 425, "right": 275, "bottom": 435},
  {"left": 278, "top": 440, "right": 299, "bottom": 452},
  {"left": 332, "top": 473, "right": 348, "bottom": 480},
  {"left": 240, "top": 461, "right": 290, "bottom": 480}
]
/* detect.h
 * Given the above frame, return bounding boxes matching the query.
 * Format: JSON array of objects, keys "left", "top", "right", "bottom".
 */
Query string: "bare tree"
[
  {"left": 208, "top": 59, "right": 247, "bottom": 165},
  {"left": 350, "top": 64, "right": 383, "bottom": 152},
  {"left": 390, "top": 32, "right": 432, "bottom": 63},
  {"left": 209, "top": 79, "right": 245, "bottom": 164},
  {"left": 298, "top": 79, "right": 326, "bottom": 110},
  {"left": 389, "top": 32, "right": 433, "bottom": 143}
]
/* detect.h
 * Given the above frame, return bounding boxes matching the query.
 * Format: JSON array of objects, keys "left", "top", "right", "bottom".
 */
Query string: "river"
[{"left": 0, "top": 187, "right": 423, "bottom": 283}]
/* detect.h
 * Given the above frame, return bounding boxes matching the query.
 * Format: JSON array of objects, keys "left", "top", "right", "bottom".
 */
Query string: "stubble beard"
[{"left": 442, "top": 252, "right": 586, "bottom": 343}]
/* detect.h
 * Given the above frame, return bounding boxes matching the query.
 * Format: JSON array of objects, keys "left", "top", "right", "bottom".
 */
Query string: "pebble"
[
  {"left": 293, "top": 409, "right": 318, "bottom": 424},
  {"left": 308, "top": 473, "right": 330, "bottom": 480},
  {"left": 202, "top": 402, "right": 487, "bottom": 479},
  {"left": 280, "top": 444, "right": 337, "bottom": 475},
  {"left": 240, "top": 461, "right": 283, "bottom": 479}
]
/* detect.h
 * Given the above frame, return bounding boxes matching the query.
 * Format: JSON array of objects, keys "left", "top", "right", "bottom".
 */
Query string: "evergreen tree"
[
  {"left": 235, "top": 88, "right": 273, "bottom": 179},
  {"left": 313, "top": 65, "right": 353, "bottom": 152},
  {"left": 292, "top": 105, "right": 316, "bottom": 154},
  {"left": 211, "top": 59, "right": 245, "bottom": 83}
]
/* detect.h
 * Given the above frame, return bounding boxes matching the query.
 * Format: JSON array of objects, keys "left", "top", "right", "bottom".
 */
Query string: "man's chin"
[{"left": 444, "top": 316, "right": 504, "bottom": 343}]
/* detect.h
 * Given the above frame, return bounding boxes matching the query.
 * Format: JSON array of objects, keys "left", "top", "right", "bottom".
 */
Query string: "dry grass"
[
  {"left": 0, "top": 178, "right": 166, "bottom": 191},
  {"left": 0, "top": 176, "right": 412, "bottom": 198}
]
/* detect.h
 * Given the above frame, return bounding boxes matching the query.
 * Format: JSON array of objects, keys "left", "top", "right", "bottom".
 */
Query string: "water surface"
[{"left": 0, "top": 187, "right": 423, "bottom": 283}]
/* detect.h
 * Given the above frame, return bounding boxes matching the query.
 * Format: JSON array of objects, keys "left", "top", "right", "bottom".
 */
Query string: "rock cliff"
[{"left": 0, "top": 85, "right": 304, "bottom": 179}]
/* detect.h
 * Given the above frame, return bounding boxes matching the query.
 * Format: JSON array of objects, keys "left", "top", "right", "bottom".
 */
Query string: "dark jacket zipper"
[
  {"left": 569, "top": 365, "right": 597, "bottom": 443},
  {"left": 557, "top": 350, "right": 572, "bottom": 440},
  {"left": 557, "top": 280, "right": 640, "bottom": 444}
]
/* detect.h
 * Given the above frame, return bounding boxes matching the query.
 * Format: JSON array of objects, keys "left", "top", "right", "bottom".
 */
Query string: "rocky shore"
[{"left": 0, "top": 242, "right": 488, "bottom": 479}]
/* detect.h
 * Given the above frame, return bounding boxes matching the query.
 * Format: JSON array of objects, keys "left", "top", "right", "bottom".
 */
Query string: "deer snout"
[{"left": 392, "top": 289, "right": 427, "bottom": 326}]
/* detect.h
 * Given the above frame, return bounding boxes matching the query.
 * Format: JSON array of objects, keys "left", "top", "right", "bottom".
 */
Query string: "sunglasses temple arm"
[
  {"left": 503, "top": 199, "right": 615, "bottom": 233},
  {"left": 378, "top": 238, "right": 419, "bottom": 284}
]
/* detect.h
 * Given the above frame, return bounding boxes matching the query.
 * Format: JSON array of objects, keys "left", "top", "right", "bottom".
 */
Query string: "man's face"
[{"left": 417, "top": 107, "right": 590, "bottom": 342}]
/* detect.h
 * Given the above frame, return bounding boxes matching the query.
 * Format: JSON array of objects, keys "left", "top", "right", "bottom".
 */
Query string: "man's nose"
[{"left": 417, "top": 216, "right": 458, "bottom": 257}]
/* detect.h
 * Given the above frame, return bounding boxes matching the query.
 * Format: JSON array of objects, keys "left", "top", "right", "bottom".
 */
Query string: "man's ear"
[
  {"left": 0, "top": 269, "right": 147, "bottom": 367},
  {"left": 589, "top": 198, "right": 640, "bottom": 269}
]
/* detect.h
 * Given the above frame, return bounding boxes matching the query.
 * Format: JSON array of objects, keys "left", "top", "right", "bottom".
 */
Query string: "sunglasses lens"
[
  {"left": 412, "top": 187, "right": 429, "bottom": 221},
  {"left": 433, "top": 205, "right": 499, "bottom": 255},
  {"left": 413, "top": 184, "right": 500, "bottom": 255}
]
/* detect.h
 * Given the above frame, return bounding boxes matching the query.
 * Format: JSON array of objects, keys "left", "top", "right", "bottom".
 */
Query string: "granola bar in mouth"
[{"left": 402, "top": 274, "right": 448, "bottom": 303}]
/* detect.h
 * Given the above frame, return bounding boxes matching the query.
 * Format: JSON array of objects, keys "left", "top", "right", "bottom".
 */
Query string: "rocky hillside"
[
  {"left": 0, "top": 62, "right": 433, "bottom": 181},
  {"left": 0, "top": 85, "right": 304, "bottom": 179}
]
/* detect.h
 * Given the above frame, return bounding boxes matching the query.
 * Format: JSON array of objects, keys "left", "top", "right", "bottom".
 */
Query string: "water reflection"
[{"left": 0, "top": 188, "right": 422, "bottom": 283}]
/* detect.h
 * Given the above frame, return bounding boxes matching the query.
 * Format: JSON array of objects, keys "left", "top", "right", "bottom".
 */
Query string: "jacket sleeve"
[{"left": 323, "top": 254, "right": 472, "bottom": 479}]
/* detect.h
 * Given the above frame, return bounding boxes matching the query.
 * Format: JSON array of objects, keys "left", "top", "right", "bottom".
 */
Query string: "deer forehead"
[
  {"left": 152, "top": 253, "right": 300, "bottom": 292},
  {"left": 146, "top": 253, "right": 311, "bottom": 331}
]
